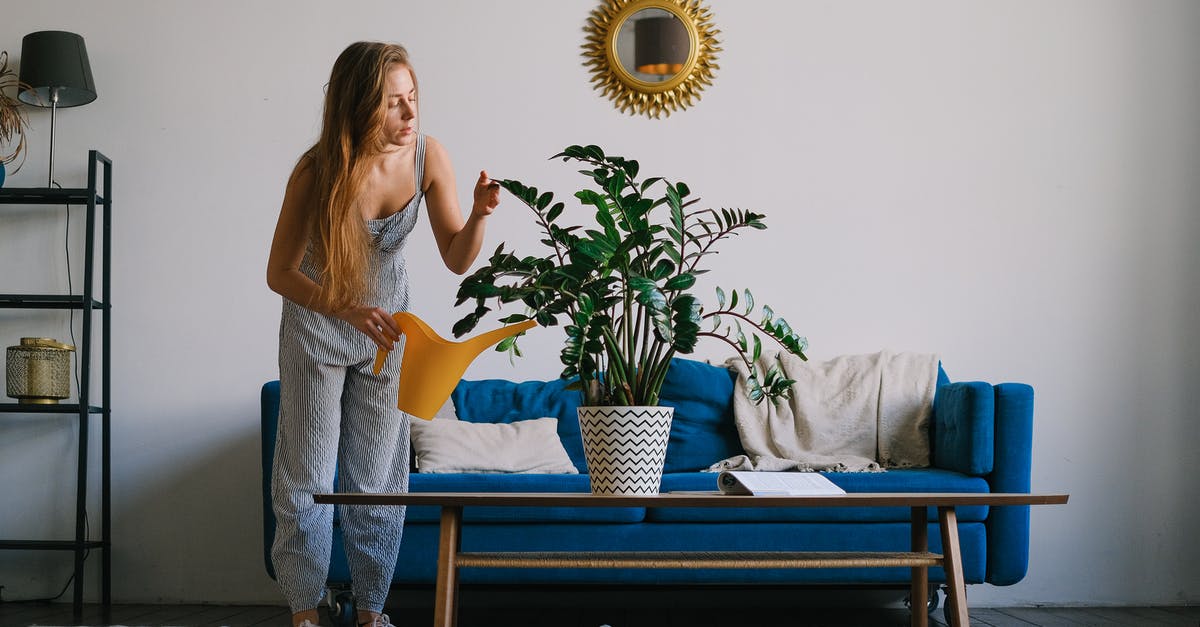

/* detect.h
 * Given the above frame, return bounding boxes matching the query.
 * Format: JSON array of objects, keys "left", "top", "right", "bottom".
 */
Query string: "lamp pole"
[{"left": 47, "top": 87, "right": 58, "bottom": 187}]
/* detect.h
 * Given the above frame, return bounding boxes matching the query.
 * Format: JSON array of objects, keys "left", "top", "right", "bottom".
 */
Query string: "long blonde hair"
[{"left": 305, "top": 41, "right": 416, "bottom": 313}]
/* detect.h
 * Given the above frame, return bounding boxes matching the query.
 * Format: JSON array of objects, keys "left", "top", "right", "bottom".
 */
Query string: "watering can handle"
[
  {"left": 373, "top": 313, "right": 537, "bottom": 376},
  {"left": 372, "top": 347, "right": 389, "bottom": 376}
]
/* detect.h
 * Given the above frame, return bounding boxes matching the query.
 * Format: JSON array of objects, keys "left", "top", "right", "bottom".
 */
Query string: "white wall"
[{"left": 1, "top": 0, "right": 1197, "bottom": 607}]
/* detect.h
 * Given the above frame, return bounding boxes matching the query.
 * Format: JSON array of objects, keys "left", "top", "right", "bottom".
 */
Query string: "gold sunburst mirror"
[{"left": 583, "top": 0, "right": 721, "bottom": 118}]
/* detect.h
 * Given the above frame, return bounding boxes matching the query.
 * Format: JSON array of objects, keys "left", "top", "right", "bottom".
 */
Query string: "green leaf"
[
  {"left": 576, "top": 189, "right": 605, "bottom": 209},
  {"left": 573, "top": 240, "right": 607, "bottom": 262},
  {"left": 452, "top": 314, "right": 479, "bottom": 338},
  {"left": 664, "top": 273, "right": 695, "bottom": 291},
  {"left": 630, "top": 276, "right": 667, "bottom": 312},
  {"left": 670, "top": 295, "right": 701, "bottom": 352},
  {"left": 651, "top": 259, "right": 676, "bottom": 280},
  {"left": 640, "top": 177, "right": 664, "bottom": 194},
  {"left": 623, "top": 159, "right": 639, "bottom": 180},
  {"left": 594, "top": 206, "right": 617, "bottom": 231},
  {"left": 606, "top": 171, "right": 627, "bottom": 202},
  {"left": 744, "top": 289, "right": 755, "bottom": 315},
  {"left": 663, "top": 241, "right": 681, "bottom": 265},
  {"left": 665, "top": 183, "right": 681, "bottom": 210},
  {"left": 716, "top": 286, "right": 726, "bottom": 308}
]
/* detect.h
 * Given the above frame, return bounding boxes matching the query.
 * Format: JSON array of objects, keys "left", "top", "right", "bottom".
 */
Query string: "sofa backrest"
[{"left": 266, "top": 358, "right": 957, "bottom": 480}]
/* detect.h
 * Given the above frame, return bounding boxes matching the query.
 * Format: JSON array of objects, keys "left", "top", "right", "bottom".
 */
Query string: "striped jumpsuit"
[{"left": 271, "top": 135, "right": 426, "bottom": 614}]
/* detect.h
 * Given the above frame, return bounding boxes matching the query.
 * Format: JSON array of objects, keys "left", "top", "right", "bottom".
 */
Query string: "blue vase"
[{"left": 0, "top": 161, "right": 6, "bottom": 188}]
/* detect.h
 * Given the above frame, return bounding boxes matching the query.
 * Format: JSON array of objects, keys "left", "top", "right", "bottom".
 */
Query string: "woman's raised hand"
[{"left": 471, "top": 170, "right": 501, "bottom": 218}]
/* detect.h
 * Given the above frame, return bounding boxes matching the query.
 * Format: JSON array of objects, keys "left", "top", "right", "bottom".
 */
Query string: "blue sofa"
[{"left": 260, "top": 357, "right": 1034, "bottom": 595}]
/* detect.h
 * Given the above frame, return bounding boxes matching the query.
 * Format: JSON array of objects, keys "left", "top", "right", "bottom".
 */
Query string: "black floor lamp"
[{"left": 17, "top": 30, "right": 97, "bottom": 188}]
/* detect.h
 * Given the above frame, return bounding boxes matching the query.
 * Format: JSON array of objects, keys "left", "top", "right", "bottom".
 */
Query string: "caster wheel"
[
  {"left": 928, "top": 586, "right": 942, "bottom": 612},
  {"left": 904, "top": 586, "right": 942, "bottom": 614},
  {"left": 327, "top": 590, "right": 357, "bottom": 627}
]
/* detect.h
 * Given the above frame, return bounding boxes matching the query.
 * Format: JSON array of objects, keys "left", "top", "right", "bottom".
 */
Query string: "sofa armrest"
[
  {"left": 261, "top": 380, "right": 281, "bottom": 580},
  {"left": 985, "top": 382, "right": 1035, "bottom": 585},
  {"left": 932, "top": 382, "right": 995, "bottom": 476}
]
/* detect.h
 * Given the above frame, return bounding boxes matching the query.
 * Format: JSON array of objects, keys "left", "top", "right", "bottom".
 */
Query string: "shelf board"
[
  {"left": 0, "top": 187, "right": 104, "bottom": 205},
  {"left": 0, "top": 403, "right": 106, "bottom": 414},
  {"left": 0, "top": 294, "right": 107, "bottom": 309},
  {"left": 0, "top": 540, "right": 107, "bottom": 551}
]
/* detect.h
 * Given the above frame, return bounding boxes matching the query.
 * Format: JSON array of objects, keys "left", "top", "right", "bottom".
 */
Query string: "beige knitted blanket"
[{"left": 708, "top": 350, "right": 939, "bottom": 473}]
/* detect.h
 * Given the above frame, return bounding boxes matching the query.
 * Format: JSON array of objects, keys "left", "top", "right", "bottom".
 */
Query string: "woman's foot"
[
  {"left": 357, "top": 613, "right": 391, "bottom": 627},
  {"left": 292, "top": 609, "right": 321, "bottom": 627}
]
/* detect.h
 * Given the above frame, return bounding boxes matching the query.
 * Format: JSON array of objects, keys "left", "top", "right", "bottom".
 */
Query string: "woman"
[{"left": 266, "top": 41, "right": 499, "bottom": 627}]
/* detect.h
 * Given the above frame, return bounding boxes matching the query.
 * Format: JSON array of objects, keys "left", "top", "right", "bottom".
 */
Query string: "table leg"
[
  {"left": 938, "top": 506, "right": 969, "bottom": 627},
  {"left": 434, "top": 506, "right": 463, "bottom": 627},
  {"left": 911, "top": 506, "right": 928, "bottom": 627}
]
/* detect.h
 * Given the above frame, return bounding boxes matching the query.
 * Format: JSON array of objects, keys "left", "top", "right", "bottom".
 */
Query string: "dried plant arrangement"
[{"left": 0, "top": 50, "right": 30, "bottom": 175}]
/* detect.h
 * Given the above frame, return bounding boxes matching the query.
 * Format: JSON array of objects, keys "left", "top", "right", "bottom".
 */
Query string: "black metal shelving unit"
[{"left": 0, "top": 151, "right": 111, "bottom": 621}]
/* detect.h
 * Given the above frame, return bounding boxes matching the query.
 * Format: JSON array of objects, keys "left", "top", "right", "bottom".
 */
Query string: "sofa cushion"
[
  {"left": 658, "top": 358, "right": 744, "bottom": 472},
  {"left": 451, "top": 377, "right": 587, "bottom": 472},
  {"left": 405, "top": 473, "right": 644, "bottom": 523},
  {"left": 410, "top": 417, "right": 578, "bottom": 474},
  {"left": 650, "top": 469, "right": 989, "bottom": 522}
]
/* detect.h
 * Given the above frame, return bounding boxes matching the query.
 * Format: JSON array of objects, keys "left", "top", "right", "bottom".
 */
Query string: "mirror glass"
[{"left": 615, "top": 8, "right": 691, "bottom": 83}]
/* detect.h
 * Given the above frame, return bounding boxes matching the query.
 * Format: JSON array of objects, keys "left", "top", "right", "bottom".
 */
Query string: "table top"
[{"left": 314, "top": 492, "right": 1069, "bottom": 508}]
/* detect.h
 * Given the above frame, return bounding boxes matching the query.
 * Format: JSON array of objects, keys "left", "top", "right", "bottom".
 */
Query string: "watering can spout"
[{"left": 372, "top": 312, "right": 537, "bottom": 420}]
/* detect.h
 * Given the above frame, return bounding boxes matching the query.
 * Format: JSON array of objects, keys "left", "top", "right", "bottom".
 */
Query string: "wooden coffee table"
[{"left": 316, "top": 491, "right": 1068, "bottom": 627}]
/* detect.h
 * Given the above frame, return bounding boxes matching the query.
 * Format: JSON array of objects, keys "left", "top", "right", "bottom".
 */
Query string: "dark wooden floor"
[{"left": 0, "top": 603, "right": 1197, "bottom": 627}]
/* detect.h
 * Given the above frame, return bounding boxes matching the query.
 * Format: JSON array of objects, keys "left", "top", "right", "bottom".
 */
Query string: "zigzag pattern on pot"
[{"left": 578, "top": 406, "right": 674, "bottom": 496}]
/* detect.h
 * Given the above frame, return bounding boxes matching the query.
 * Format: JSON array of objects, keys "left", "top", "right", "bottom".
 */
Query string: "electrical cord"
[
  {"left": 0, "top": 515, "right": 90, "bottom": 604},
  {"left": 57, "top": 181, "right": 80, "bottom": 394}
]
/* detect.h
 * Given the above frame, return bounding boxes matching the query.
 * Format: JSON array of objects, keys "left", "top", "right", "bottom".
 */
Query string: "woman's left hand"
[{"left": 471, "top": 170, "right": 500, "bottom": 219}]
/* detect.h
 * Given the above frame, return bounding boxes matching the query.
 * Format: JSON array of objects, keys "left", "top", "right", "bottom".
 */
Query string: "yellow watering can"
[{"left": 372, "top": 311, "right": 537, "bottom": 420}]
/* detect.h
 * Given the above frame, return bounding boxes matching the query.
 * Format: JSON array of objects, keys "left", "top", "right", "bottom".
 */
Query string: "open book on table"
[{"left": 716, "top": 471, "right": 846, "bottom": 496}]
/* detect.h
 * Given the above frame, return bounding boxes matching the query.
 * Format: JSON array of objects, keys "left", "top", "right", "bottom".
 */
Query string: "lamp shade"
[
  {"left": 634, "top": 16, "right": 689, "bottom": 76},
  {"left": 17, "top": 31, "right": 97, "bottom": 108}
]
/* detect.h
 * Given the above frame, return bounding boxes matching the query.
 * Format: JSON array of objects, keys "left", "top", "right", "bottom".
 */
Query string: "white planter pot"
[{"left": 578, "top": 405, "right": 674, "bottom": 495}]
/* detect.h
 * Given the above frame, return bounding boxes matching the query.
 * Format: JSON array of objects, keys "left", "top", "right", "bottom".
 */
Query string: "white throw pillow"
[
  {"left": 432, "top": 396, "right": 458, "bottom": 421},
  {"left": 409, "top": 417, "right": 579, "bottom": 474}
]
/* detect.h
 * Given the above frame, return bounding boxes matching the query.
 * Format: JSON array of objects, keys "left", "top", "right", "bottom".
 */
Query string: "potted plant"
[
  {"left": 453, "top": 144, "right": 808, "bottom": 494},
  {"left": 0, "top": 51, "right": 30, "bottom": 187}
]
